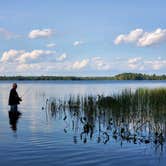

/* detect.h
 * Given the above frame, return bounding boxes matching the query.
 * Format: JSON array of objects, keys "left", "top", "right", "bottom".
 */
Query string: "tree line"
[{"left": 0, "top": 73, "right": 166, "bottom": 80}]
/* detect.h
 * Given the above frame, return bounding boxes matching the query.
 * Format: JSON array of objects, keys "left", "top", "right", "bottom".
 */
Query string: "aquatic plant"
[
  {"left": 47, "top": 88, "right": 166, "bottom": 112},
  {"left": 45, "top": 88, "right": 166, "bottom": 148}
]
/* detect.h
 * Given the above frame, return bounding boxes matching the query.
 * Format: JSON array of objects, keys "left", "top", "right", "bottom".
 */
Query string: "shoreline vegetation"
[
  {"left": 46, "top": 88, "right": 166, "bottom": 146},
  {"left": 0, "top": 73, "right": 166, "bottom": 81},
  {"left": 48, "top": 88, "right": 166, "bottom": 113}
]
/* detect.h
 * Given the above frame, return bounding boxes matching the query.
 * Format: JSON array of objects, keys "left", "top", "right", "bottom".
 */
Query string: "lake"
[{"left": 0, "top": 80, "right": 166, "bottom": 166}]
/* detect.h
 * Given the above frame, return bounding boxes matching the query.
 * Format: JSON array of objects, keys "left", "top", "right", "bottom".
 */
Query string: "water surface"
[{"left": 0, "top": 80, "right": 166, "bottom": 166}]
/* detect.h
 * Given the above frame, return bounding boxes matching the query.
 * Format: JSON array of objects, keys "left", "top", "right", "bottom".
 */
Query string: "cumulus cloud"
[
  {"left": 16, "top": 59, "right": 90, "bottom": 74},
  {"left": 145, "top": 59, "right": 166, "bottom": 70},
  {"left": 127, "top": 57, "right": 166, "bottom": 71},
  {"left": 73, "top": 41, "right": 84, "bottom": 46},
  {"left": 92, "top": 57, "right": 111, "bottom": 70},
  {"left": 0, "top": 49, "right": 25, "bottom": 62},
  {"left": 17, "top": 50, "right": 55, "bottom": 63},
  {"left": 0, "top": 49, "right": 91, "bottom": 75},
  {"left": 15, "top": 62, "right": 73, "bottom": 75},
  {"left": 46, "top": 43, "right": 56, "bottom": 48},
  {"left": 17, "top": 63, "right": 42, "bottom": 71},
  {"left": 128, "top": 57, "right": 142, "bottom": 64},
  {"left": 1, "top": 48, "right": 165, "bottom": 75},
  {"left": 114, "top": 29, "right": 144, "bottom": 45},
  {"left": 0, "top": 49, "right": 55, "bottom": 64},
  {"left": 137, "top": 28, "right": 166, "bottom": 47},
  {"left": 28, "top": 29, "right": 55, "bottom": 39},
  {"left": 128, "top": 57, "right": 143, "bottom": 70},
  {"left": 72, "top": 59, "right": 89, "bottom": 69},
  {"left": 114, "top": 28, "right": 166, "bottom": 47},
  {"left": 56, "top": 53, "right": 67, "bottom": 61}
]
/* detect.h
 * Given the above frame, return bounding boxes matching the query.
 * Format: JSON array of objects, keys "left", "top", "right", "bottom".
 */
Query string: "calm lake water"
[{"left": 0, "top": 80, "right": 166, "bottom": 166}]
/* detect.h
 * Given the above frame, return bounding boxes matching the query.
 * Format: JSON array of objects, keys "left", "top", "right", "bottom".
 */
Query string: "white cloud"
[
  {"left": 137, "top": 28, "right": 166, "bottom": 47},
  {"left": 128, "top": 57, "right": 143, "bottom": 70},
  {"left": 145, "top": 59, "right": 166, "bottom": 70},
  {"left": 0, "top": 49, "right": 90, "bottom": 75},
  {"left": 0, "top": 49, "right": 24, "bottom": 62},
  {"left": 128, "top": 63, "right": 137, "bottom": 69},
  {"left": 127, "top": 57, "right": 166, "bottom": 71},
  {"left": 114, "top": 28, "right": 166, "bottom": 47},
  {"left": 46, "top": 43, "right": 56, "bottom": 48},
  {"left": 16, "top": 60, "right": 90, "bottom": 74},
  {"left": 56, "top": 53, "right": 67, "bottom": 61},
  {"left": 17, "top": 63, "right": 41, "bottom": 71},
  {"left": 28, "top": 29, "right": 55, "bottom": 39},
  {"left": 0, "top": 49, "right": 55, "bottom": 64},
  {"left": 1, "top": 49, "right": 165, "bottom": 75},
  {"left": 72, "top": 59, "right": 89, "bottom": 69},
  {"left": 17, "top": 50, "right": 55, "bottom": 63},
  {"left": 92, "top": 57, "right": 111, "bottom": 70},
  {"left": 73, "top": 41, "right": 84, "bottom": 46},
  {"left": 128, "top": 57, "right": 142, "bottom": 64},
  {"left": 114, "top": 29, "right": 144, "bottom": 45}
]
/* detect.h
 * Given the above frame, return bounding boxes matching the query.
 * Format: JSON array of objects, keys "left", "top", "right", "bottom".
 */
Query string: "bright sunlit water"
[{"left": 0, "top": 80, "right": 166, "bottom": 166}]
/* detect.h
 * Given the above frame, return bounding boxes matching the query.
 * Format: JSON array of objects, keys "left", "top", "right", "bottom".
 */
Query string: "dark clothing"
[
  {"left": 8, "top": 88, "right": 21, "bottom": 106},
  {"left": 10, "top": 105, "right": 18, "bottom": 111}
]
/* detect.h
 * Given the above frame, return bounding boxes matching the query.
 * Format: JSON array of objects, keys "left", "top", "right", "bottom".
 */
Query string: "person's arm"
[
  {"left": 19, "top": 96, "right": 22, "bottom": 101},
  {"left": 15, "top": 91, "right": 22, "bottom": 102}
]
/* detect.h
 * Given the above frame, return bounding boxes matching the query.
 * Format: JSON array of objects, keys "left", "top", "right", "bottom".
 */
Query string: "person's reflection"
[{"left": 8, "top": 110, "right": 22, "bottom": 132}]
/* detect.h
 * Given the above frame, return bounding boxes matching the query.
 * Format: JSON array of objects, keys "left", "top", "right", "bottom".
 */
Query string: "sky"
[{"left": 0, "top": 0, "right": 166, "bottom": 76}]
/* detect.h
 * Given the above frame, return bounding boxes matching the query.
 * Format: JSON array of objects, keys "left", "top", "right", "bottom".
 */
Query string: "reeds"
[
  {"left": 45, "top": 88, "right": 166, "bottom": 147},
  {"left": 48, "top": 88, "right": 166, "bottom": 113}
]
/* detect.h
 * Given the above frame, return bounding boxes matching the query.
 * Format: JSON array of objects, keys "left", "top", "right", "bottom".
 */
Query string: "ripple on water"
[{"left": 0, "top": 81, "right": 166, "bottom": 166}]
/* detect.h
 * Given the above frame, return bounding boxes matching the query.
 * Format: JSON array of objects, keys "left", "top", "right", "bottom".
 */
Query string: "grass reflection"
[{"left": 46, "top": 88, "right": 166, "bottom": 151}]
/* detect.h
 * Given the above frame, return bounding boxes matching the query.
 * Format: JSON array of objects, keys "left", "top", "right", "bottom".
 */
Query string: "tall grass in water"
[
  {"left": 48, "top": 88, "right": 166, "bottom": 113},
  {"left": 115, "top": 88, "right": 165, "bottom": 111},
  {"left": 46, "top": 88, "right": 166, "bottom": 147}
]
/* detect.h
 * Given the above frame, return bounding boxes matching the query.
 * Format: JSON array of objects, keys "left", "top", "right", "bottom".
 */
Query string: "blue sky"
[{"left": 0, "top": 0, "right": 166, "bottom": 76}]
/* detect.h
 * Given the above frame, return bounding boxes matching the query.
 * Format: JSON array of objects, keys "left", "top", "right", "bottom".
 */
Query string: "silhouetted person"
[{"left": 8, "top": 83, "right": 22, "bottom": 111}]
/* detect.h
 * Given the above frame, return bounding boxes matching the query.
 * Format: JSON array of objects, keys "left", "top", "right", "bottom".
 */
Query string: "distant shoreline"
[{"left": 0, "top": 73, "right": 166, "bottom": 80}]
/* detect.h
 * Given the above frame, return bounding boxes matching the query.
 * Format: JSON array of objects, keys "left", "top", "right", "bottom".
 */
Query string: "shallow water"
[{"left": 0, "top": 80, "right": 166, "bottom": 166}]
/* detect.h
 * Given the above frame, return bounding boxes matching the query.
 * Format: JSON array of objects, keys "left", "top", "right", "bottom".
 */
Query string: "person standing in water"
[{"left": 8, "top": 83, "right": 22, "bottom": 111}]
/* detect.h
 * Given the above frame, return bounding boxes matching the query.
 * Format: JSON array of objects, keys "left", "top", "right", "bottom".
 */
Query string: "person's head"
[{"left": 12, "top": 83, "right": 17, "bottom": 90}]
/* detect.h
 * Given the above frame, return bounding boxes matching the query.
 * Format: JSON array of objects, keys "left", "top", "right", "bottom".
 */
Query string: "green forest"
[{"left": 0, "top": 73, "right": 166, "bottom": 80}]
